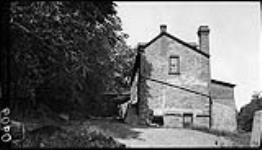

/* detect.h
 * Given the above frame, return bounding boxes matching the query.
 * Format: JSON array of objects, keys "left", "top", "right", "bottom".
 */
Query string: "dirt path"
[
  {"left": 115, "top": 128, "right": 233, "bottom": 148},
  {"left": 66, "top": 119, "right": 237, "bottom": 148}
]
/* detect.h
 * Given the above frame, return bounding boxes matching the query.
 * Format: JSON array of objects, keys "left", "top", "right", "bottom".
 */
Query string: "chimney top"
[
  {"left": 197, "top": 25, "right": 210, "bottom": 35},
  {"left": 160, "top": 24, "right": 167, "bottom": 33}
]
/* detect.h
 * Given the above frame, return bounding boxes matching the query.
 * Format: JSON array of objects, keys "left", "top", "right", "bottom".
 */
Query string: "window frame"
[{"left": 168, "top": 55, "right": 180, "bottom": 75}]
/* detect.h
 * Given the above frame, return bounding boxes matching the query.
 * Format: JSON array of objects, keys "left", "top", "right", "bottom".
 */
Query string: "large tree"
[{"left": 9, "top": 1, "right": 135, "bottom": 118}]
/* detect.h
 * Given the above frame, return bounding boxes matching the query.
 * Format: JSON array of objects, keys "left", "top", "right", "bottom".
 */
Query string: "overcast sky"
[{"left": 115, "top": 2, "right": 261, "bottom": 110}]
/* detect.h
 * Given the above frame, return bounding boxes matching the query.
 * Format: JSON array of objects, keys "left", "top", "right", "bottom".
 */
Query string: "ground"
[
  {"left": 16, "top": 118, "right": 251, "bottom": 148},
  {"left": 74, "top": 119, "right": 251, "bottom": 148},
  {"left": 115, "top": 128, "right": 232, "bottom": 148}
]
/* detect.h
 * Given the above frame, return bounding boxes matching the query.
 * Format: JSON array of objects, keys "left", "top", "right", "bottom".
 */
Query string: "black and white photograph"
[{"left": 0, "top": 1, "right": 261, "bottom": 148}]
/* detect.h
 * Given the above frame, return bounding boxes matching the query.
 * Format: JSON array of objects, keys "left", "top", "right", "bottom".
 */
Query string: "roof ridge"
[{"left": 141, "top": 32, "right": 210, "bottom": 58}]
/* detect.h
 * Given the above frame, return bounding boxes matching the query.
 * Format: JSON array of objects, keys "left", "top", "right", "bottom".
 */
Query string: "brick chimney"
[
  {"left": 160, "top": 24, "right": 167, "bottom": 33},
  {"left": 197, "top": 25, "right": 210, "bottom": 55}
]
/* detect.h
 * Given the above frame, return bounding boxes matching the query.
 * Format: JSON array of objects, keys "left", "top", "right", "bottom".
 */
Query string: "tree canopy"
[
  {"left": 9, "top": 1, "right": 135, "bottom": 118},
  {"left": 237, "top": 91, "right": 262, "bottom": 132}
]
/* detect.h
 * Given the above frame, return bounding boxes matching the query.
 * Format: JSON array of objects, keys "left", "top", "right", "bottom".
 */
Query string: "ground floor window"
[
  {"left": 183, "top": 113, "right": 193, "bottom": 128},
  {"left": 152, "top": 116, "right": 164, "bottom": 126}
]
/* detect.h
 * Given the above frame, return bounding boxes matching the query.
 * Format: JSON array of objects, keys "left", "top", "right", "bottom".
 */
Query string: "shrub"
[{"left": 13, "top": 124, "right": 125, "bottom": 148}]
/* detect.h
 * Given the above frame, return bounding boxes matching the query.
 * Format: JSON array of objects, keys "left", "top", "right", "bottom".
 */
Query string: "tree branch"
[{"left": 11, "top": 21, "right": 60, "bottom": 54}]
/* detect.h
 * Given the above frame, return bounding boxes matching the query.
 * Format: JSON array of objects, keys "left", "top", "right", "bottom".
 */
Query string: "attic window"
[{"left": 169, "top": 56, "right": 180, "bottom": 74}]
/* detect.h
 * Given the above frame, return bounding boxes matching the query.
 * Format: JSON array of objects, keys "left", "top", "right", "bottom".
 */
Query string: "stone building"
[{"left": 126, "top": 25, "right": 237, "bottom": 132}]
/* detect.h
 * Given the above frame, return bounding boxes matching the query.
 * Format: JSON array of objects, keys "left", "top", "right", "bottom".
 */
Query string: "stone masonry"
[
  {"left": 210, "top": 80, "right": 237, "bottom": 132},
  {"left": 128, "top": 25, "right": 237, "bottom": 131}
]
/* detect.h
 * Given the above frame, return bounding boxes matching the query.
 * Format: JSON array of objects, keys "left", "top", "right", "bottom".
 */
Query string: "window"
[
  {"left": 183, "top": 113, "right": 193, "bottom": 128},
  {"left": 169, "top": 56, "right": 180, "bottom": 74}
]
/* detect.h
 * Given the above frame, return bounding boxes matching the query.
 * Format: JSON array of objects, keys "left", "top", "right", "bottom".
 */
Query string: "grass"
[
  {"left": 75, "top": 119, "right": 141, "bottom": 139},
  {"left": 11, "top": 118, "right": 127, "bottom": 148},
  {"left": 191, "top": 125, "right": 251, "bottom": 147}
]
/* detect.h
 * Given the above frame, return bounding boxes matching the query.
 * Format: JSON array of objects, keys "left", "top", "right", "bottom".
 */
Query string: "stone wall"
[
  {"left": 130, "top": 71, "right": 138, "bottom": 104},
  {"left": 211, "top": 102, "right": 237, "bottom": 132},
  {"left": 194, "top": 116, "right": 210, "bottom": 128},
  {"left": 163, "top": 114, "right": 183, "bottom": 128},
  {"left": 210, "top": 82, "right": 237, "bottom": 132},
  {"left": 123, "top": 70, "right": 139, "bottom": 123},
  {"left": 140, "top": 34, "right": 211, "bottom": 127},
  {"left": 250, "top": 110, "right": 262, "bottom": 147},
  {"left": 143, "top": 36, "right": 210, "bottom": 95},
  {"left": 210, "top": 82, "right": 235, "bottom": 107},
  {"left": 124, "top": 104, "right": 140, "bottom": 126},
  {"left": 130, "top": 26, "right": 236, "bottom": 131}
]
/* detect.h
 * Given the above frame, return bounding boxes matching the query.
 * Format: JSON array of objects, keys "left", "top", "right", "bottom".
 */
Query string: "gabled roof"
[
  {"left": 139, "top": 32, "right": 210, "bottom": 58},
  {"left": 130, "top": 31, "right": 210, "bottom": 85},
  {"left": 211, "top": 79, "right": 236, "bottom": 87}
]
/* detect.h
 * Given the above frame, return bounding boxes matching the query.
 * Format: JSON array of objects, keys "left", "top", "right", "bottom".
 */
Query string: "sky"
[{"left": 115, "top": 2, "right": 261, "bottom": 110}]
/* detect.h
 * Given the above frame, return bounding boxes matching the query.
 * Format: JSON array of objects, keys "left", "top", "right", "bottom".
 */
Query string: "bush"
[
  {"left": 237, "top": 97, "right": 262, "bottom": 132},
  {"left": 13, "top": 125, "right": 125, "bottom": 148}
]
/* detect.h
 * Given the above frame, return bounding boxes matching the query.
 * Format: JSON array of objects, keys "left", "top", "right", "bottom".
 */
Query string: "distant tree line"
[{"left": 6, "top": 1, "right": 136, "bottom": 119}]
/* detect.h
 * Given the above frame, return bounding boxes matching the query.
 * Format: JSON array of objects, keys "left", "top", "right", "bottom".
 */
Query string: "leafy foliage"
[
  {"left": 13, "top": 124, "right": 125, "bottom": 148},
  {"left": 237, "top": 92, "right": 262, "bottom": 132},
  {"left": 9, "top": 1, "right": 135, "bottom": 117}
]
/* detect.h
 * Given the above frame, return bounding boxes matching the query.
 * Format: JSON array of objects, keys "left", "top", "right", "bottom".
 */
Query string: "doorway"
[{"left": 183, "top": 113, "right": 193, "bottom": 128}]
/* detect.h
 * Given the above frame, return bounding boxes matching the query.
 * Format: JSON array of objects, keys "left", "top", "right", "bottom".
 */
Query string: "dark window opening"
[
  {"left": 183, "top": 113, "right": 193, "bottom": 128},
  {"left": 169, "top": 56, "right": 180, "bottom": 74},
  {"left": 152, "top": 116, "right": 164, "bottom": 126}
]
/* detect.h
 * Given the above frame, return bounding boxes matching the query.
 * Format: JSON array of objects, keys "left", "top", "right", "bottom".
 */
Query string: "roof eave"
[{"left": 211, "top": 79, "right": 236, "bottom": 87}]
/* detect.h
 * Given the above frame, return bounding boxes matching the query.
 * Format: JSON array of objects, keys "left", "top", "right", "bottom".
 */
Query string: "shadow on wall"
[{"left": 139, "top": 52, "right": 154, "bottom": 125}]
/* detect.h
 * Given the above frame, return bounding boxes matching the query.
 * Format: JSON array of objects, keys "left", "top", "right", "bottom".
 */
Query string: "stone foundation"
[
  {"left": 124, "top": 104, "right": 140, "bottom": 126},
  {"left": 211, "top": 102, "right": 237, "bottom": 132},
  {"left": 163, "top": 114, "right": 183, "bottom": 128},
  {"left": 194, "top": 116, "right": 209, "bottom": 128}
]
